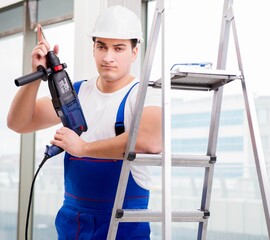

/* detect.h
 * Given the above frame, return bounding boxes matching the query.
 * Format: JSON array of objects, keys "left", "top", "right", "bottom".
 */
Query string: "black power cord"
[{"left": 25, "top": 155, "right": 49, "bottom": 240}]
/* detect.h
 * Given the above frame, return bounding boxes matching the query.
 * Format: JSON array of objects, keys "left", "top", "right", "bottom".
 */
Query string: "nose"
[{"left": 102, "top": 49, "right": 114, "bottom": 63}]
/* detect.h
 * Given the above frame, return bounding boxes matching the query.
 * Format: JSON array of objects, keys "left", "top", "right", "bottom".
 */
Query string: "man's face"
[{"left": 93, "top": 38, "right": 138, "bottom": 82}]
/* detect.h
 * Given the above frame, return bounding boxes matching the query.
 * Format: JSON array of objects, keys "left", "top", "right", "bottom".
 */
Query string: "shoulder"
[
  {"left": 129, "top": 78, "right": 162, "bottom": 108},
  {"left": 145, "top": 87, "right": 161, "bottom": 107},
  {"left": 74, "top": 77, "right": 97, "bottom": 95},
  {"left": 74, "top": 77, "right": 97, "bottom": 88}
]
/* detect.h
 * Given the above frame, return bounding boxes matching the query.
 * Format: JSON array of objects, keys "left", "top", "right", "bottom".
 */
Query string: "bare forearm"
[
  {"left": 51, "top": 107, "right": 162, "bottom": 159},
  {"left": 82, "top": 128, "right": 161, "bottom": 160},
  {"left": 83, "top": 133, "right": 129, "bottom": 159},
  {"left": 82, "top": 107, "right": 162, "bottom": 159},
  {"left": 7, "top": 80, "right": 41, "bottom": 133}
]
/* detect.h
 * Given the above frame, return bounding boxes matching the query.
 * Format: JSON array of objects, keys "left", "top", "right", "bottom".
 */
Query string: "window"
[
  {"left": 0, "top": 1, "right": 74, "bottom": 238},
  {"left": 172, "top": 109, "right": 244, "bottom": 129},
  {"left": 147, "top": 0, "right": 269, "bottom": 239},
  {"left": 0, "top": 2, "right": 23, "bottom": 36},
  {"left": 33, "top": 22, "right": 75, "bottom": 240},
  {"left": 0, "top": 34, "right": 22, "bottom": 240}
]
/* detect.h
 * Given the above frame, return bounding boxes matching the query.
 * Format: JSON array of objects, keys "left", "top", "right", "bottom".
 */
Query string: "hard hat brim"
[{"left": 89, "top": 31, "right": 144, "bottom": 43}]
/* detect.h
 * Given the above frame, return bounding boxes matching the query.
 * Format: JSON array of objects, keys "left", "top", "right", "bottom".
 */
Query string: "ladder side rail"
[
  {"left": 207, "top": 0, "right": 233, "bottom": 167},
  {"left": 197, "top": 165, "right": 215, "bottom": 240},
  {"left": 106, "top": 160, "right": 131, "bottom": 240},
  {"left": 162, "top": 0, "right": 172, "bottom": 238},
  {"left": 198, "top": 1, "right": 233, "bottom": 239},
  {"left": 231, "top": 7, "right": 270, "bottom": 237},
  {"left": 124, "top": 0, "right": 164, "bottom": 159},
  {"left": 106, "top": 1, "right": 164, "bottom": 239}
]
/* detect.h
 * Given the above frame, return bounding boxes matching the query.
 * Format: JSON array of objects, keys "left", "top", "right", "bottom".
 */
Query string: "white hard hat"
[{"left": 90, "top": 5, "right": 144, "bottom": 43}]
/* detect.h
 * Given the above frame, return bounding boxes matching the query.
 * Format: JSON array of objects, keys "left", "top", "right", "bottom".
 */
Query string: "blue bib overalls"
[{"left": 55, "top": 81, "right": 150, "bottom": 240}]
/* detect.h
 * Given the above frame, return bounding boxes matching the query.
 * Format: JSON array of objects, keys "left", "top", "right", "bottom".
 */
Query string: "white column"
[
  {"left": 73, "top": 0, "right": 107, "bottom": 81},
  {"left": 17, "top": 2, "right": 36, "bottom": 240}
]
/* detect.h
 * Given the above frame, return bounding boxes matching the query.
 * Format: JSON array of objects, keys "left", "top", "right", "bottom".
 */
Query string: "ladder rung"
[
  {"left": 115, "top": 209, "right": 209, "bottom": 223},
  {"left": 133, "top": 153, "right": 216, "bottom": 167}
]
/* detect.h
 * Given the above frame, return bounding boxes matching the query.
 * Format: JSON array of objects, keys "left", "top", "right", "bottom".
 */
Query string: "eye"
[
  {"left": 115, "top": 47, "right": 124, "bottom": 52},
  {"left": 96, "top": 43, "right": 108, "bottom": 51},
  {"left": 97, "top": 45, "right": 104, "bottom": 49}
]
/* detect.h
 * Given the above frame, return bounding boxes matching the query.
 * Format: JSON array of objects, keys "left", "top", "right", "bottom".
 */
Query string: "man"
[{"left": 7, "top": 5, "right": 161, "bottom": 239}]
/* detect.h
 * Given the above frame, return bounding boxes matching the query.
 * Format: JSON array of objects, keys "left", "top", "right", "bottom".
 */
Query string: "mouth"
[{"left": 101, "top": 65, "right": 116, "bottom": 70}]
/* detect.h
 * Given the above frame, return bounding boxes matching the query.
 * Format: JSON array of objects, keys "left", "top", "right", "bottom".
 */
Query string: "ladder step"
[
  {"left": 150, "top": 69, "right": 242, "bottom": 91},
  {"left": 115, "top": 209, "right": 210, "bottom": 223},
  {"left": 133, "top": 153, "right": 216, "bottom": 167}
]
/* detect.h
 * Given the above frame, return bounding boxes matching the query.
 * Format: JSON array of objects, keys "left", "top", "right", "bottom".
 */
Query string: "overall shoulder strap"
[
  {"left": 115, "top": 82, "right": 139, "bottom": 136},
  {"left": 73, "top": 80, "right": 87, "bottom": 94}
]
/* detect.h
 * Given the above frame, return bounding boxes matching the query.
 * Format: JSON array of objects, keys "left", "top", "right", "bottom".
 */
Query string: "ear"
[{"left": 131, "top": 47, "right": 138, "bottom": 62}]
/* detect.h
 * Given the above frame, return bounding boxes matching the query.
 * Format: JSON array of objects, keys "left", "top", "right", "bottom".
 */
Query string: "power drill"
[{"left": 14, "top": 51, "right": 88, "bottom": 159}]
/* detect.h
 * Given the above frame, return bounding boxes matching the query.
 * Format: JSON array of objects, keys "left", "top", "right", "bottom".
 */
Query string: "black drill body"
[{"left": 15, "top": 51, "right": 88, "bottom": 158}]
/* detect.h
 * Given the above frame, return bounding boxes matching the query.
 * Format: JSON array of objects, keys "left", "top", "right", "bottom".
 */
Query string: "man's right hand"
[
  {"left": 7, "top": 24, "right": 61, "bottom": 133},
  {"left": 31, "top": 24, "right": 59, "bottom": 71}
]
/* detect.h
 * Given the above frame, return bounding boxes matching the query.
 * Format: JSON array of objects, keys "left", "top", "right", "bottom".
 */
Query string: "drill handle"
[{"left": 14, "top": 65, "right": 49, "bottom": 86}]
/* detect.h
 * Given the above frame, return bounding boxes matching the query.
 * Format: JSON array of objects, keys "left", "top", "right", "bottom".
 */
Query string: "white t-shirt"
[{"left": 77, "top": 77, "right": 161, "bottom": 190}]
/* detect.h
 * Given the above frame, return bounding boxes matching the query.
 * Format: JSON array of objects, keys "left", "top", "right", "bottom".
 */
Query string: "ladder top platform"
[{"left": 150, "top": 69, "right": 243, "bottom": 91}]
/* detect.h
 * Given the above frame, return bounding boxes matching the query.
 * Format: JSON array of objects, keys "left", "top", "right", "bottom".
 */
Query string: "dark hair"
[
  {"left": 131, "top": 39, "right": 138, "bottom": 49},
  {"left": 92, "top": 37, "right": 138, "bottom": 49}
]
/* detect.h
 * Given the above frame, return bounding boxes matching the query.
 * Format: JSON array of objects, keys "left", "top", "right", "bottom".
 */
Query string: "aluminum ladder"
[{"left": 107, "top": 0, "right": 270, "bottom": 239}]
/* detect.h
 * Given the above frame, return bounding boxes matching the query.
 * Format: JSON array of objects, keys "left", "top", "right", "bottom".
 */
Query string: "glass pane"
[
  {"left": 0, "top": 34, "right": 22, "bottom": 239},
  {"left": 147, "top": 0, "right": 270, "bottom": 239},
  {"left": 38, "top": 0, "right": 73, "bottom": 23},
  {"left": 0, "top": 2, "right": 23, "bottom": 34},
  {"left": 33, "top": 21, "right": 74, "bottom": 239},
  {"left": 0, "top": 1, "right": 22, "bottom": 8}
]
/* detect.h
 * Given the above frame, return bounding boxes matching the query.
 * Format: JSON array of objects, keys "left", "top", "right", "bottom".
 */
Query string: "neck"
[{"left": 97, "top": 75, "right": 134, "bottom": 93}]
